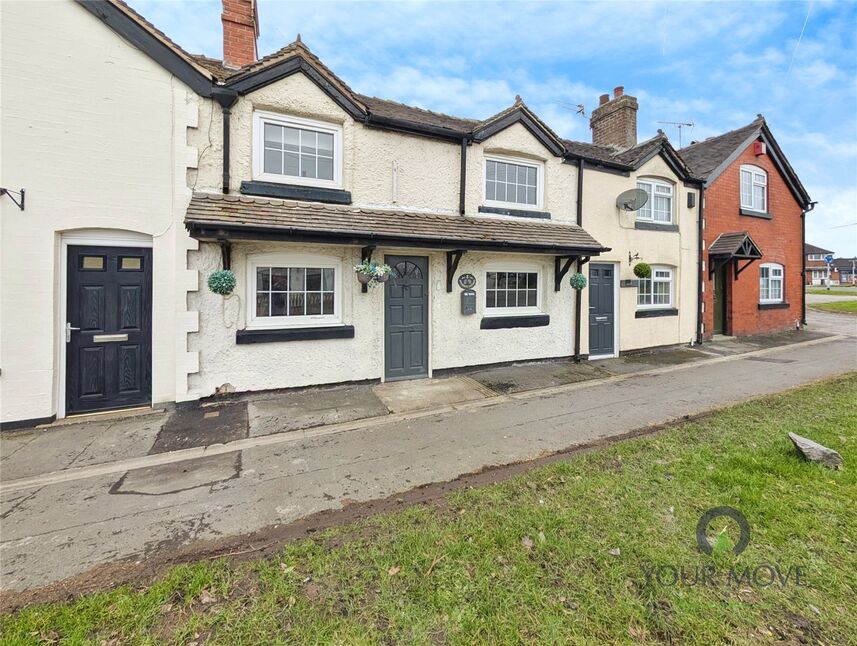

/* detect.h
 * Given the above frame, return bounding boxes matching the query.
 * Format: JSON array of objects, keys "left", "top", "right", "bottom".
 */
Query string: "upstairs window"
[
  {"left": 253, "top": 111, "right": 342, "bottom": 188},
  {"left": 759, "top": 263, "right": 784, "bottom": 303},
  {"left": 807, "top": 254, "right": 823, "bottom": 261},
  {"left": 740, "top": 165, "right": 767, "bottom": 212},
  {"left": 636, "top": 179, "right": 673, "bottom": 224},
  {"left": 637, "top": 266, "right": 673, "bottom": 308},
  {"left": 484, "top": 156, "right": 543, "bottom": 209}
]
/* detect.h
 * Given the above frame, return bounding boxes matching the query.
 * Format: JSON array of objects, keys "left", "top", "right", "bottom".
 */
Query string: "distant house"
[
  {"left": 832, "top": 257, "right": 856, "bottom": 285},
  {"left": 679, "top": 117, "right": 813, "bottom": 338},
  {"left": 805, "top": 243, "right": 837, "bottom": 285}
]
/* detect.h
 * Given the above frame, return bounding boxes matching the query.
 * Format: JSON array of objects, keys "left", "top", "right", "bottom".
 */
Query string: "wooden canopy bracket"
[
  {"left": 360, "top": 245, "right": 376, "bottom": 293},
  {"left": 218, "top": 239, "right": 232, "bottom": 271},
  {"left": 709, "top": 255, "right": 731, "bottom": 278},
  {"left": 554, "top": 256, "right": 575, "bottom": 291},
  {"left": 734, "top": 258, "right": 756, "bottom": 279},
  {"left": 446, "top": 250, "right": 466, "bottom": 292}
]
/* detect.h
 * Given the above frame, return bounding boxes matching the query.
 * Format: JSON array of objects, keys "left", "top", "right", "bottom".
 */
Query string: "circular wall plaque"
[{"left": 457, "top": 273, "right": 476, "bottom": 289}]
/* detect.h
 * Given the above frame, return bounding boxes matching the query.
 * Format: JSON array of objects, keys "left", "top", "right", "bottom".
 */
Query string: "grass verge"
[
  {"left": 805, "top": 286, "right": 857, "bottom": 296},
  {"left": 2, "top": 375, "right": 856, "bottom": 644},
  {"left": 809, "top": 300, "right": 857, "bottom": 315}
]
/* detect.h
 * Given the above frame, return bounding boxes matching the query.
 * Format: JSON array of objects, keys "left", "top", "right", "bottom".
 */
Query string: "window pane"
[
  {"left": 283, "top": 151, "right": 299, "bottom": 176},
  {"left": 317, "top": 156, "right": 334, "bottom": 181},
  {"left": 300, "top": 129, "right": 317, "bottom": 155},
  {"left": 486, "top": 291, "right": 496, "bottom": 307},
  {"left": 264, "top": 123, "right": 283, "bottom": 148},
  {"left": 526, "top": 186, "right": 536, "bottom": 204},
  {"left": 322, "top": 268, "right": 335, "bottom": 291},
  {"left": 322, "top": 292, "right": 334, "bottom": 315},
  {"left": 271, "top": 292, "right": 287, "bottom": 316},
  {"left": 301, "top": 154, "right": 317, "bottom": 178},
  {"left": 264, "top": 149, "right": 283, "bottom": 175},
  {"left": 306, "top": 292, "right": 322, "bottom": 315},
  {"left": 517, "top": 290, "right": 528, "bottom": 306},
  {"left": 507, "top": 290, "right": 517, "bottom": 307},
  {"left": 495, "top": 182, "right": 506, "bottom": 202},
  {"left": 486, "top": 272, "right": 497, "bottom": 289},
  {"left": 527, "top": 273, "right": 538, "bottom": 289},
  {"left": 81, "top": 255, "right": 105, "bottom": 270},
  {"left": 306, "top": 268, "right": 322, "bottom": 291},
  {"left": 497, "top": 272, "right": 507, "bottom": 289},
  {"left": 282, "top": 127, "right": 299, "bottom": 152},
  {"left": 317, "top": 132, "right": 334, "bottom": 156},
  {"left": 271, "top": 268, "right": 289, "bottom": 291},
  {"left": 486, "top": 161, "right": 496, "bottom": 180},
  {"left": 289, "top": 292, "right": 305, "bottom": 315},
  {"left": 120, "top": 257, "right": 142, "bottom": 271},
  {"left": 486, "top": 180, "right": 496, "bottom": 201},
  {"left": 527, "top": 166, "right": 536, "bottom": 187},
  {"left": 256, "top": 267, "right": 270, "bottom": 291},
  {"left": 495, "top": 291, "right": 507, "bottom": 307},
  {"left": 753, "top": 185, "right": 765, "bottom": 210},
  {"left": 256, "top": 293, "right": 270, "bottom": 317},
  {"left": 289, "top": 268, "right": 305, "bottom": 290},
  {"left": 527, "top": 290, "right": 537, "bottom": 307}
]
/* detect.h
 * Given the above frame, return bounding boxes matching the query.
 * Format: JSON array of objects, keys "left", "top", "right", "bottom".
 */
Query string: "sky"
[{"left": 134, "top": 0, "right": 857, "bottom": 256}]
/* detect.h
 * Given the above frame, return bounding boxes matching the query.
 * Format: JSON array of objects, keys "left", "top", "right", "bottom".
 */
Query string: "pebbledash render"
[{"left": 0, "top": 0, "right": 811, "bottom": 428}]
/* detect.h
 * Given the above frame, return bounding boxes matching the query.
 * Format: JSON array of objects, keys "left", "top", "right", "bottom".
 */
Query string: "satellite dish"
[{"left": 616, "top": 188, "right": 649, "bottom": 211}]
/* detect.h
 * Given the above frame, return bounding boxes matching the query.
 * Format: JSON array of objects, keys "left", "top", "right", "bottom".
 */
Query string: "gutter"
[
  {"left": 801, "top": 200, "right": 818, "bottom": 326},
  {"left": 364, "top": 113, "right": 467, "bottom": 142},
  {"left": 574, "top": 158, "right": 585, "bottom": 363},
  {"left": 212, "top": 88, "right": 239, "bottom": 194}
]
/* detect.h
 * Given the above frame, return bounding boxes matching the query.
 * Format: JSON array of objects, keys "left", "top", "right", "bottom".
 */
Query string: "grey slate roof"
[
  {"left": 678, "top": 117, "right": 765, "bottom": 180},
  {"left": 185, "top": 193, "right": 607, "bottom": 254},
  {"left": 709, "top": 231, "right": 762, "bottom": 258}
]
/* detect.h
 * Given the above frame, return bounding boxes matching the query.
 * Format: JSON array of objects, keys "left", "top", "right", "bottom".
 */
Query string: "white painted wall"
[
  {"left": 189, "top": 241, "right": 575, "bottom": 395},
  {"left": 0, "top": 0, "right": 199, "bottom": 424},
  {"left": 581, "top": 155, "right": 699, "bottom": 352}
]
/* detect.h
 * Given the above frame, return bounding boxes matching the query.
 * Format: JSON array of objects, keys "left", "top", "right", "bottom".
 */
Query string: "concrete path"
[
  {"left": 806, "top": 292, "right": 857, "bottom": 304},
  {"left": 807, "top": 307, "right": 857, "bottom": 337},
  {"left": 1, "top": 331, "right": 855, "bottom": 592}
]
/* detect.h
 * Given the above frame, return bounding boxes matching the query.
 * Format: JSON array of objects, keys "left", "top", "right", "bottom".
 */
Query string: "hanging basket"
[
  {"left": 633, "top": 262, "right": 652, "bottom": 279},
  {"left": 569, "top": 272, "right": 587, "bottom": 290},
  {"left": 354, "top": 260, "right": 394, "bottom": 288},
  {"left": 357, "top": 272, "right": 373, "bottom": 285},
  {"left": 208, "top": 269, "right": 236, "bottom": 296}
]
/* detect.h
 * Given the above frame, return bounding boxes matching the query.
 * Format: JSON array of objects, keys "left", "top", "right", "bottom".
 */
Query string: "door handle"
[{"left": 65, "top": 322, "right": 80, "bottom": 342}]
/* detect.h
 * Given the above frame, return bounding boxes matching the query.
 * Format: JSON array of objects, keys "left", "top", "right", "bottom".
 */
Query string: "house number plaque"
[{"left": 458, "top": 273, "right": 476, "bottom": 289}]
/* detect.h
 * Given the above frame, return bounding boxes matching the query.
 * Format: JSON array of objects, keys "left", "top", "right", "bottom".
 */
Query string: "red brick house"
[
  {"left": 804, "top": 243, "right": 836, "bottom": 285},
  {"left": 679, "top": 116, "right": 813, "bottom": 338}
]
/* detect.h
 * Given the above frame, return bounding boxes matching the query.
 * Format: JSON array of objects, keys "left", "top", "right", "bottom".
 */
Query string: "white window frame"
[
  {"left": 637, "top": 265, "right": 674, "bottom": 309},
  {"left": 807, "top": 254, "right": 822, "bottom": 261},
  {"left": 246, "top": 253, "right": 343, "bottom": 329},
  {"left": 483, "top": 154, "right": 545, "bottom": 210},
  {"left": 252, "top": 110, "right": 343, "bottom": 189},
  {"left": 635, "top": 178, "right": 674, "bottom": 224},
  {"left": 484, "top": 261, "right": 543, "bottom": 316},
  {"left": 759, "top": 262, "right": 784, "bottom": 304},
  {"left": 740, "top": 164, "right": 767, "bottom": 212}
]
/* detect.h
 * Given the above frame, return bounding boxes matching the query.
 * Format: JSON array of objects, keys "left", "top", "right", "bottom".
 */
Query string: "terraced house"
[{"left": 6, "top": 0, "right": 815, "bottom": 430}]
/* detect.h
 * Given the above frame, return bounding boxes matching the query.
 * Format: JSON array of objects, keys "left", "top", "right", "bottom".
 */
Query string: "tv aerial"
[
  {"left": 657, "top": 120, "right": 694, "bottom": 147},
  {"left": 616, "top": 188, "right": 649, "bottom": 211}
]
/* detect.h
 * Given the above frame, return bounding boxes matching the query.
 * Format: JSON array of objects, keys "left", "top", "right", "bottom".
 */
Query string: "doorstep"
[{"left": 372, "top": 376, "right": 496, "bottom": 414}]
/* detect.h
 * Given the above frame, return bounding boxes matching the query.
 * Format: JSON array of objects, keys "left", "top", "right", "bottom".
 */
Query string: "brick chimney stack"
[
  {"left": 590, "top": 85, "right": 638, "bottom": 149},
  {"left": 222, "top": 0, "right": 258, "bottom": 68}
]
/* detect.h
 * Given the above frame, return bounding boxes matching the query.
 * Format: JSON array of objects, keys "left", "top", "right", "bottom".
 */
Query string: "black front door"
[
  {"left": 713, "top": 264, "right": 727, "bottom": 335},
  {"left": 588, "top": 263, "right": 615, "bottom": 357},
  {"left": 66, "top": 245, "right": 152, "bottom": 414},
  {"left": 385, "top": 255, "right": 428, "bottom": 381}
]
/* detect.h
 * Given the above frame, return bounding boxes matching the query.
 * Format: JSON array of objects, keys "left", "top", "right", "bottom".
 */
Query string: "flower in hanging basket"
[
  {"left": 208, "top": 269, "right": 236, "bottom": 296},
  {"left": 633, "top": 262, "right": 651, "bottom": 279},
  {"left": 354, "top": 260, "right": 394, "bottom": 287},
  {"left": 569, "top": 272, "right": 587, "bottom": 290}
]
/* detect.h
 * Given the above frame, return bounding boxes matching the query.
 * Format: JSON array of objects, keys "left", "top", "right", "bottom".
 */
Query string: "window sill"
[
  {"left": 478, "top": 205, "right": 550, "bottom": 220},
  {"left": 758, "top": 302, "right": 790, "bottom": 310},
  {"left": 635, "top": 308, "right": 678, "bottom": 319},
  {"left": 241, "top": 180, "right": 352, "bottom": 205},
  {"left": 740, "top": 208, "right": 772, "bottom": 219},
  {"left": 236, "top": 325, "right": 355, "bottom": 344},
  {"left": 480, "top": 314, "right": 550, "bottom": 329},
  {"left": 634, "top": 221, "right": 679, "bottom": 232}
]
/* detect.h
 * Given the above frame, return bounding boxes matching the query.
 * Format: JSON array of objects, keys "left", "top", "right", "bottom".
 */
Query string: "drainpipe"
[
  {"left": 573, "top": 158, "right": 585, "bottom": 362},
  {"left": 459, "top": 137, "right": 468, "bottom": 215},
  {"left": 212, "top": 88, "right": 239, "bottom": 194},
  {"left": 696, "top": 183, "right": 705, "bottom": 344},
  {"left": 801, "top": 200, "right": 818, "bottom": 326}
]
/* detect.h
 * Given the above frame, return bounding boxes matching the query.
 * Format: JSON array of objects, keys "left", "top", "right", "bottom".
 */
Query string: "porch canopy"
[
  {"left": 708, "top": 231, "right": 763, "bottom": 279},
  {"left": 185, "top": 193, "right": 609, "bottom": 291}
]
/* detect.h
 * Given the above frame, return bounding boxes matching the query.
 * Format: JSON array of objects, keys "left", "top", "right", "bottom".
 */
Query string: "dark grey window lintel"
[
  {"left": 236, "top": 325, "right": 355, "bottom": 344},
  {"left": 240, "top": 181, "right": 352, "bottom": 205},
  {"left": 635, "top": 308, "right": 678, "bottom": 319},
  {"left": 478, "top": 205, "right": 551, "bottom": 219},
  {"left": 635, "top": 221, "right": 680, "bottom": 232},
  {"left": 480, "top": 314, "right": 550, "bottom": 329},
  {"left": 740, "top": 208, "right": 772, "bottom": 219}
]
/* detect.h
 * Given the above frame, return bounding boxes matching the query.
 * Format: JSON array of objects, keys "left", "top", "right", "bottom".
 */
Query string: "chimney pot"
[
  {"left": 590, "top": 86, "right": 638, "bottom": 149},
  {"left": 614, "top": 85, "right": 624, "bottom": 97},
  {"left": 599, "top": 93, "right": 609, "bottom": 105}
]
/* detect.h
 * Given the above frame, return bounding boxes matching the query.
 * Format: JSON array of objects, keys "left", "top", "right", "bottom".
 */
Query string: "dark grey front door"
[
  {"left": 588, "top": 263, "right": 615, "bottom": 357},
  {"left": 385, "top": 255, "right": 428, "bottom": 381},
  {"left": 66, "top": 245, "right": 152, "bottom": 414}
]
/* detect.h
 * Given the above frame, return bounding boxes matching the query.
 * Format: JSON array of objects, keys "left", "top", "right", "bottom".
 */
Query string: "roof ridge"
[
  {"left": 355, "top": 94, "right": 478, "bottom": 125},
  {"left": 679, "top": 115, "right": 764, "bottom": 151}
]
